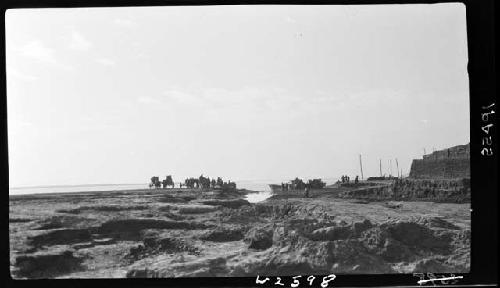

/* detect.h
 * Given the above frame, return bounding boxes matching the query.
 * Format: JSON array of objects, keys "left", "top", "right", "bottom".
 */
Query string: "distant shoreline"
[
  {"left": 9, "top": 187, "right": 259, "bottom": 199},
  {"left": 9, "top": 181, "right": 276, "bottom": 197},
  {"left": 10, "top": 183, "right": 147, "bottom": 189},
  {"left": 9, "top": 188, "right": 150, "bottom": 198}
]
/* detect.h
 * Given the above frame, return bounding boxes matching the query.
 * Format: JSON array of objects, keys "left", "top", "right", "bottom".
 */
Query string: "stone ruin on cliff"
[{"left": 409, "top": 143, "right": 470, "bottom": 179}]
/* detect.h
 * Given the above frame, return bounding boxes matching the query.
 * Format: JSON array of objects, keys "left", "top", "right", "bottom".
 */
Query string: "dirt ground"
[{"left": 9, "top": 188, "right": 470, "bottom": 278}]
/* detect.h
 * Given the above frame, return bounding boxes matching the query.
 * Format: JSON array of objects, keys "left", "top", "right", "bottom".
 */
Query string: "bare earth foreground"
[{"left": 9, "top": 188, "right": 470, "bottom": 279}]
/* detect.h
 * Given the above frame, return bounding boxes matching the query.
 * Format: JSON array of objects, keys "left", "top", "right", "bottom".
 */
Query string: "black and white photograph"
[{"left": 7, "top": 3, "right": 473, "bottom": 280}]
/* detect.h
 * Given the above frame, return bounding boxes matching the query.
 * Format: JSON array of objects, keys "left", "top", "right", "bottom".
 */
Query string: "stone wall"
[
  {"left": 410, "top": 143, "right": 470, "bottom": 179},
  {"left": 423, "top": 143, "right": 470, "bottom": 160},
  {"left": 409, "top": 158, "right": 470, "bottom": 179}
]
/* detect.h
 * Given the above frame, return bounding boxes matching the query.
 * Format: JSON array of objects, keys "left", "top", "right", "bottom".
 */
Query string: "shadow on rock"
[
  {"left": 199, "top": 199, "right": 250, "bottom": 209},
  {"left": 126, "top": 231, "right": 199, "bottom": 263},
  {"left": 384, "top": 221, "right": 453, "bottom": 253},
  {"left": 200, "top": 227, "right": 245, "bottom": 242},
  {"left": 97, "top": 218, "right": 210, "bottom": 241},
  {"left": 34, "top": 215, "right": 89, "bottom": 230},
  {"left": 245, "top": 225, "right": 274, "bottom": 250},
  {"left": 13, "top": 249, "right": 85, "bottom": 278},
  {"left": 28, "top": 229, "right": 93, "bottom": 248}
]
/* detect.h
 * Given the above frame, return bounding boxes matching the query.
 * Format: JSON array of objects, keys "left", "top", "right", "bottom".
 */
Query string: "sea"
[
  {"left": 9, "top": 178, "right": 338, "bottom": 203},
  {"left": 9, "top": 181, "right": 275, "bottom": 203}
]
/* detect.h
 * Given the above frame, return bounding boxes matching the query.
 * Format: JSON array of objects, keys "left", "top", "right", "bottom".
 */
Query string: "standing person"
[
  {"left": 355, "top": 176, "right": 359, "bottom": 184},
  {"left": 304, "top": 186, "right": 310, "bottom": 198}
]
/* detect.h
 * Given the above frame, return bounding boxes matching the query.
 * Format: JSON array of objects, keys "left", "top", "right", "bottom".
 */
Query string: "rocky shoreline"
[{"left": 10, "top": 187, "right": 470, "bottom": 278}]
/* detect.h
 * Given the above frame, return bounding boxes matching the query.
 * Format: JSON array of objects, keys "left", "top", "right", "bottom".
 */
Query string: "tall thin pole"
[
  {"left": 395, "top": 158, "right": 399, "bottom": 178},
  {"left": 359, "top": 154, "right": 364, "bottom": 180},
  {"left": 379, "top": 159, "right": 382, "bottom": 177},
  {"left": 389, "top": 159, "right": 393, "bottom": 177}
]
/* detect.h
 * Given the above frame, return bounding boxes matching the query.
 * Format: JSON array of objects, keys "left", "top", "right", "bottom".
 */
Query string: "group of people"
[
  {"left": 281, "top": 178, "right": 326, "bottom": 191},
  {"left": 149, "top": 176, "right": 175, "bottom": 189},
  {"left": 280, "top": 182, "right": 294, "bottom": 191},
  {"left": 280, "top": 183, "right": 310, "bottom": 197},
  {"left": 280, "top": 182, "right": 310, "bottom": 198},
  {"left": 150, "top": 175, "right": 237, "bottom": 190},
  {"left": 340, "top": 175, "right": 360, "bottom": 184},
  {"left": 183, "top": 175, "right": 236, "bottom": 190},
  {"left": 341, "top": 175, "right": 350, "bottom": 183}
]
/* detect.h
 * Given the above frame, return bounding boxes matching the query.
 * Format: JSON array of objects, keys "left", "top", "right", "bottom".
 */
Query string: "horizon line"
[{"left": 9, "top": 174, "right": 407, "bottom": 190}]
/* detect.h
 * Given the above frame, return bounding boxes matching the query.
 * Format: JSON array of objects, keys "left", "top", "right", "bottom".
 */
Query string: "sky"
[{"left": 6, "top": 4, "right": 470, "bottom": 189}]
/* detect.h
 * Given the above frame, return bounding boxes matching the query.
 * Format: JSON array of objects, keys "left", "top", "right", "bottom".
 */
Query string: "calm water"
[
  {"left": 9, "top": 183, "right": 149, "bottom": 195},
  {"left": 9, "top": 181, "right": 272, "bottom": 195},
  {"left": 9, "top": 182, "right": 274, "bottom": 203},
  {"left": 9, "top": 179, "right": 335, "bottom": 203}
]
